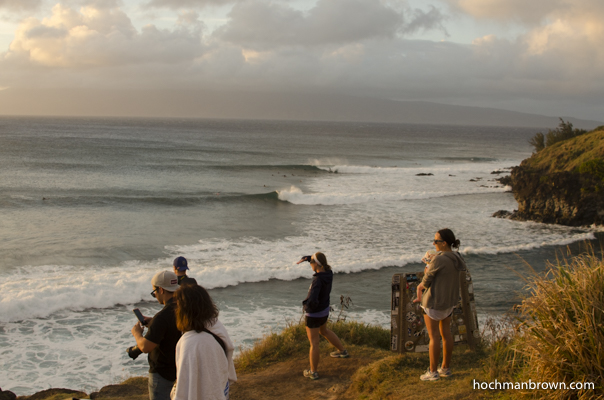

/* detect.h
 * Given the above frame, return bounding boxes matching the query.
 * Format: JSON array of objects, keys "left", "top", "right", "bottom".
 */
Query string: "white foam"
[{"left": 277, "top": 162, "right": 514, "bottom": 205}]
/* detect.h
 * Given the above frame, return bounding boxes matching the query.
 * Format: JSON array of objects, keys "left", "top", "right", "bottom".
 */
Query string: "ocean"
[{"left": 0, "top": 116, "right": 601, "bottom": 395}]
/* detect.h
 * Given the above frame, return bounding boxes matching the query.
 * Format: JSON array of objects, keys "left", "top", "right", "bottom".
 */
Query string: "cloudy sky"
[{"left": 0, "top": 0, "right": 602, "bottom": 120}]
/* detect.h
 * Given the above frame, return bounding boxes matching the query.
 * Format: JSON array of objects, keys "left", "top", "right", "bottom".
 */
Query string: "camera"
[{"left": 126, "top": 345, "right": 143, "bottom": 360}]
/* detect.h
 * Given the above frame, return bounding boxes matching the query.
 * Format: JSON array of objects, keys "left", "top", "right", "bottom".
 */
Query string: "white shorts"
[{"left": 421, "top": 306, "right": 454, "bottom": 321}]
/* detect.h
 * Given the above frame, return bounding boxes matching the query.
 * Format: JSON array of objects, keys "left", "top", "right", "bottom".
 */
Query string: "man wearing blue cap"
[{"left": 173, "top": 256, "right": 197, "bottom": 286}]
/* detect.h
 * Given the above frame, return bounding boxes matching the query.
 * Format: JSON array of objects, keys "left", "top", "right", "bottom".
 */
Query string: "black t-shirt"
[
  {"left": 178, "top": 274, "right": 197, "bottom": 286},
  {"left": 144, "top": 297, "right": 181, "bottom": 381}
]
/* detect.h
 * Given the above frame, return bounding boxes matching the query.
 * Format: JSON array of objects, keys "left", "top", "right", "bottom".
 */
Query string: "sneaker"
[
  {"left": 330, "top": 349, "right": 350, "bottom": 358},
  {"left": 420, "top": 369, "right": 440, "bottom": 381},
  {"left": 437, "top": 367, "right": 452, "bottom": 377},
  {"left": 303, "top": 369, "right": 319, "bottom": 380}
]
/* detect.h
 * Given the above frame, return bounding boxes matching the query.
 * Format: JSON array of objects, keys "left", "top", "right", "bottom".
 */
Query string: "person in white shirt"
[{"left": 171, "top": 284, "right": 237, "bottom": 400}]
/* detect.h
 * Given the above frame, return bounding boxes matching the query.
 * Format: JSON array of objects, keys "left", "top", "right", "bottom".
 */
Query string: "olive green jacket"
[{"left": 421, "top": 252, "right": 467, "bottom": 311}]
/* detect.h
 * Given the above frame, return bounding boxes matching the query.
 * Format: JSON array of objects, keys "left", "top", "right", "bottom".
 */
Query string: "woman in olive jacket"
[{"left": 415, "top": 228, "right": 466, "bottom": 381}]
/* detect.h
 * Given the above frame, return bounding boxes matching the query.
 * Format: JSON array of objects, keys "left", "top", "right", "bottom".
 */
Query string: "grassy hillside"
[{"left": 524, "top": 126, "right": 604, "bottom": 173}]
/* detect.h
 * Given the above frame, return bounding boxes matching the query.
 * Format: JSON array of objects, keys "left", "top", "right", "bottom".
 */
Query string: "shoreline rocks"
[{"left": 507, "top": 167, "right": 603, "bottom": 226}]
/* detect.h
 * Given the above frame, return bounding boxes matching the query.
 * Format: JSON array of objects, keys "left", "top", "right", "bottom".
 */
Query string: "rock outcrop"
[
  {"left": 509, "top": 167, "right": 603, "bottom": 226},
  {"left": 504, "top": 127, "right": 604, "bottom": 226}
]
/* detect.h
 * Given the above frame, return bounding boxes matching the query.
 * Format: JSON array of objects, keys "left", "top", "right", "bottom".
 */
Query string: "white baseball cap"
[{"left": 151, "top": 270, "right": 179, "bottom": 292}]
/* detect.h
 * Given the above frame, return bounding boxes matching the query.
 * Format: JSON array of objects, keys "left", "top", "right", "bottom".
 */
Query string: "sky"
[{"left": 0, "top": 0, "right": 603, "bottom": 121}]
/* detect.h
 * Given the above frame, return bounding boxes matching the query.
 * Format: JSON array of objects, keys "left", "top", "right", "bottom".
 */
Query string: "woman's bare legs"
[
  {"left": 439, "top": 316, "right": 453, "bottom": 369},
  {"left": 306, "top": 326, "right": 321, "bottom": 372},
  {"left": 423, "top": 314, "right": 441, "bottom": 372},
  {"left": 306, "top": 323, "right": 346, "bottom": 372},
  {"left": 319, "top": 323, "right": 345, "bottom": 352}
]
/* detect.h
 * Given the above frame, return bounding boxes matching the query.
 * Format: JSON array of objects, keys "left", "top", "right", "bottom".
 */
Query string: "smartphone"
[{"left": 133, "top": 308, "right": 147, "bottom": 326}]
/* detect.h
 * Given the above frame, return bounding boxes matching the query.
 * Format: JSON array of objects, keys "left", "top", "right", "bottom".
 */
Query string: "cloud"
[
  {"left": 3, "top": 3, "right": 204, "bottom": 68},
  {"left": 443, "top": 0, "right": 563, "bottom": 24},
  {"left": 0, "top": 0, "right": 42, "bottom": 11},
  {"left": 215, "top": 0, "right": 446, "bottom": 50},
  {"left": 145, "top": 0, "right": 235, "bottom": 8}
]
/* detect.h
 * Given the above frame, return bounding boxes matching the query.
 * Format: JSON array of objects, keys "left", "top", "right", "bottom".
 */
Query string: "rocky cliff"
[{"left": 506, "top": 127, "right": 604, "bottom": 226}]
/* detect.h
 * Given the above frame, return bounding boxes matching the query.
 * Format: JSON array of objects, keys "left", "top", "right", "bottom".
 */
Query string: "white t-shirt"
[{"left": 171, "top": 320, "right": 237, "bottom": 400}]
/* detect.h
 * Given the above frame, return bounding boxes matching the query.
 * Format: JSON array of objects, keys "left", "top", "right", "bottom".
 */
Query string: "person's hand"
[
  {"left": 131, "top": 323, "right": 144, "bottom": 337},
  {"left": 143, "top": 316, "right": 152, "bottom": 325},
  {"left": 296, "top": 255, "right": 312, "bottom": 264}
]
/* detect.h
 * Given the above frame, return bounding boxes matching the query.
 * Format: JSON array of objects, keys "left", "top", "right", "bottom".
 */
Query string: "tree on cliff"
[{"left": 529, "top": 118, "right": 587, "bottom": 153}]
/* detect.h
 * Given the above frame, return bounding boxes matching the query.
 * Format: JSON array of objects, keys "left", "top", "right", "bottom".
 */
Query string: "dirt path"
[{"left": 230, "top": 352, "right": 380, "bottom": 400}]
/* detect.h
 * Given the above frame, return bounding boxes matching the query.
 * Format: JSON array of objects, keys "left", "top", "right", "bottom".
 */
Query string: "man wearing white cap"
[{"left": 130, "top": 271, "right": 182, "bottom": 400}]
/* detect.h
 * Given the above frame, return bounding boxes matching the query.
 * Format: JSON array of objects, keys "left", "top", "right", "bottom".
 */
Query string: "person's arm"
[
  {"left": 413, "top": 283, "right": 425, "bottom": 303},
  {"left": 131, "top": 323, "right": 158, "bottom": 353},
  {"left": 420, "top": 256, "right": 445, "bottom": 289}
]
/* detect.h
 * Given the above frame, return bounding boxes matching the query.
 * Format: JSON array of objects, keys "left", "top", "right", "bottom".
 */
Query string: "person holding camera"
[
  {"left": 297, "top": 252, "right": 349, "bottom": 380},
  {"left": 129, "top": 271, "right": 182, "bottom": 400}
]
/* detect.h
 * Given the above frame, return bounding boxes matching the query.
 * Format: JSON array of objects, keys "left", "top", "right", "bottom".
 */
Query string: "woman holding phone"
[{"left": 297, "top": 252, "right": 349, "bottom": 380}]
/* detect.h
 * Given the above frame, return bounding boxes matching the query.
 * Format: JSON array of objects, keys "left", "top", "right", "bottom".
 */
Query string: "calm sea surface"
[{"left": 0, "top": 116, "right": 601, "bottom": 394}]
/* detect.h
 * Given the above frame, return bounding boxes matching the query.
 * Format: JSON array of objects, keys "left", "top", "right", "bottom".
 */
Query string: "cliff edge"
[{"left": 508, "top": 126, "right": 604, "bottom": 226}]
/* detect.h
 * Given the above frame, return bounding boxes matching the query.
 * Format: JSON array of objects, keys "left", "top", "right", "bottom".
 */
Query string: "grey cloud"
[
  {"left": 145, "top": 0, "right": 235, "bottom": 8},
  {"left": 215, "top": 0, "right": 403, "bottom": 49},
  {"left": 0, "top": 0, "right": 42, "bottom": 10},
  {"left": 401, "top": 6, "right": 448, "bottom": 36},
  {"left": 26, "top": 26, "right": 69, "bottom": 40},
  {"left": 2, "top": 3, "right": 204, "bottom": 68}
]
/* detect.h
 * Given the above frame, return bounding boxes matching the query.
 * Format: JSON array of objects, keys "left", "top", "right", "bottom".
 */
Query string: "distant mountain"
[{"left": 1, "top": 88, "right": 601, "bottom": 129}]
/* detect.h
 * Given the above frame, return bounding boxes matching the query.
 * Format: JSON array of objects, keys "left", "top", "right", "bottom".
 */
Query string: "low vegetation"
[
  {"left": 525, "top": 124, "right": 604, "bottom": 173},
  {"left": 234, "top": 319, "right": 391, "bottom": 373},
  {"left": 529, "top": 119, "right": 588, "bottom": 153},
  {"left": 485, "top": 248, "right": 604, "bottom": 399}
]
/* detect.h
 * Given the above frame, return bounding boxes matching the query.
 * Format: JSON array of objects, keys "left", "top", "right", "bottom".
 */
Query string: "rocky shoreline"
[
  {"left": 1, "top": 377, "right": 149, "bottom": 400},
  {"left": 493, "top": 126, "right": 604, "bottom": 227}
]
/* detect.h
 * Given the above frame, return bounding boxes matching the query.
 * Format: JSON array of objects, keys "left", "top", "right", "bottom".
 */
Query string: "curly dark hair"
[{"left": 174, "top": 284, "right": 219, "bottom": 333}]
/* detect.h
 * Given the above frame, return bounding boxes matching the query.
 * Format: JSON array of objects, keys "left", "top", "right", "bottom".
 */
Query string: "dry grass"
[
  {"left": 234, "top": 319, "right": 389, "bottom": 373},
  {"left": 510, "top": 249, "right": 604, "bottom": 399}
]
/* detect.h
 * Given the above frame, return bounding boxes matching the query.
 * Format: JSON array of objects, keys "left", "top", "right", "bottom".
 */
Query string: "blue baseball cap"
[{"left": 173, "top": 256, "right": 189, "bottom": 271}]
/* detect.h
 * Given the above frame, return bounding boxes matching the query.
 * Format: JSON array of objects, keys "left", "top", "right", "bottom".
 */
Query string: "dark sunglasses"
[
  {"left": 433, "top": 239, "right": 445, "bottom": 244},
  {"left": 151, "top": 287, "right": 158, "bottom": 298}
]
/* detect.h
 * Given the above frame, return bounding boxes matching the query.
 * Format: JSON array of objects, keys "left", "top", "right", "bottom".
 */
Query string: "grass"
[
  {"left": 525, "top": 127, "right": 604, "bottom": 173},
  {"left": 234, "top": 319, "right": 391, "bottom": 373},
  {"left": 503, "top": 249, "right": 604, "bottom": 399}
]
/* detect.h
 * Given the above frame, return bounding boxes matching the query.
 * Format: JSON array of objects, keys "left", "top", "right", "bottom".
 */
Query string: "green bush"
[
  {"left": 578, "top": 159, "right": 604, "bottom": 181},
  {"left": 529, "top": 118, "right": 587, "bottom": 152}
]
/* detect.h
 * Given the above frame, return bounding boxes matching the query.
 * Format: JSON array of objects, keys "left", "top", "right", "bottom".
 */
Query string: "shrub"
[
  {"left": 514, "top": 250, "right": 604, "bottom": 399},
  {"left": 529, "top": 132, "right": 545, "bottom": 153},
  {"left": 529, "top": 118, "right": 587, "bottom": 152},
  {"left": 578, "top": 159, "right": 604, "bottom": 181}
]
